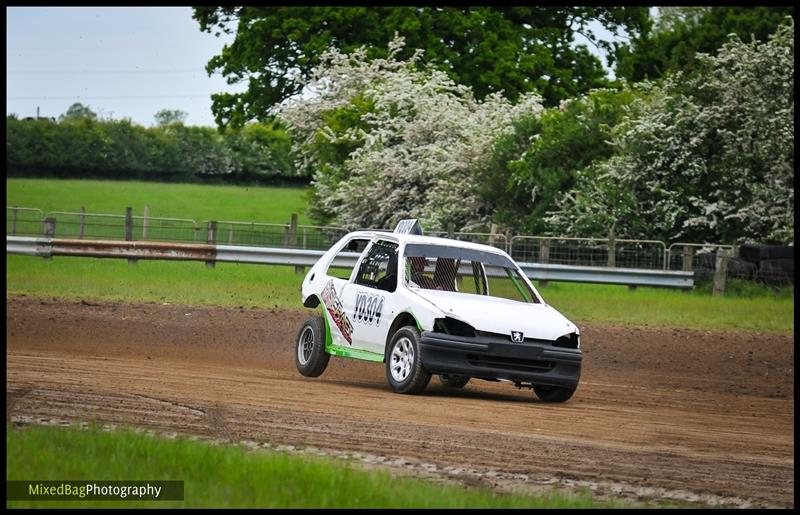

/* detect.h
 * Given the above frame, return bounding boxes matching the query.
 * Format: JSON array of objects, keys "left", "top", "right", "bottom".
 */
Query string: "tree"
[
  {"left": 478, "top": 86, "right": 642, "bottom": 235},
  {"left": 193, "top": 6, "right": 649, "bottom": 128},
  {"left": 154, "top": 109, "right": 188, "bottom": 127},
  {"left": 277, "top": 37, "right": 544, "bottom": 231},
  {"left": 613, "top": 6, "right": 794, "bottom": 82},
  {"left": 548, "top": 21, "right": 794, "bottom": 245},
  {"left": 60, "top": 102, "right": 97, "bottom": 121},
  {"left": 224, "top": 122, "right": 296, "bottom": 181}
]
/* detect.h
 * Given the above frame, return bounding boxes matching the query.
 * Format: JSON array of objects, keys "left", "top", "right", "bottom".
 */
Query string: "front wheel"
[
  {"left": 385, "top": 326, "right": 431, "bottom": 394},
  {"left": 533, "top": 383, "right": 578, "bottom": 403},
  {"left": 295, "top": 316, "right": 330, "bottom": 377}
]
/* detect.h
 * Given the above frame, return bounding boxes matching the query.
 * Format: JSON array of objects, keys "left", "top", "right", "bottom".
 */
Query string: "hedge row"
[{"left": 6, "top": 116, "right": 304, "bottom": 185}]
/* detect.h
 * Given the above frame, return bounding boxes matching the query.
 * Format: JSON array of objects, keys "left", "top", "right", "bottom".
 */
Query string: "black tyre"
[
  {"left": 385, "top": 326, "right": 431, "bottom": 394},
  {"left": 533, "top": 383, "right": 577, "bottom": 403},
  {"left": 295, "top": 316, "right": 330, "bottom": 377},
  {"left": 439, "top": 374, "right": 470, "bottom": 388}
]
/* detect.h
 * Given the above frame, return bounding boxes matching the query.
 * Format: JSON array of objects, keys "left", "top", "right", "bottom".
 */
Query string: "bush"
[{"left": 6, "top": 114, "right": 298, "bottom": 185}]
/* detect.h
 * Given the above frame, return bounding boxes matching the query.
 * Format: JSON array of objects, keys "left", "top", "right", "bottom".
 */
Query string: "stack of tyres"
[{"left": 738, "top": 244, "right": 794, "bottom": 286}]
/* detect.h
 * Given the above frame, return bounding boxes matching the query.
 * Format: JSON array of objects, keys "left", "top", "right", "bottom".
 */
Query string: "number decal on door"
[{"left": 354, "top": 292, "right": 384, "bottom": 326}]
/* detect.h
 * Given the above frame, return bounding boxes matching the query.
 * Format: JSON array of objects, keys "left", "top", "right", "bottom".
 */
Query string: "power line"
[
  {"left": 8, "top": 95, "right": 212, "bottom": 100},
  {"left": 7, "top": 69, "right": 206, "bottom": 75}
]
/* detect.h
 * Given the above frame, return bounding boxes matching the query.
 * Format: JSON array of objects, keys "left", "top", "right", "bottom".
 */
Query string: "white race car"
[{"left": 295, "top": 220, "right": 582, "bottom": 402}]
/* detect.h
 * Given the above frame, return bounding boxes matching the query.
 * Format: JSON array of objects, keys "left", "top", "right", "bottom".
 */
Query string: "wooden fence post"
[
  {"left": 125, "top": 207, "right": 133, "bottom": 241},
  {"left": 682, "top": 246, "right": 694, "bottom": 272},
  {"left": 713, "top": 248, "right": 731, "bottom": 296},
  {"left": 79, "top": 207, "right": 86, "bottom": 239},
  {"left": 43, "top": 217, "right": 56, "bottom": 260},
  {"left": 288, "top": 213, "right": 298, "bottom": 248},
  {"left": 287, "top": 213, "right": 305, "bottom": 273},
  {"left": 43, "top": 217, "right": 56, "bottom": 238},
  {"left": 539, "top": 238, "right": 550, "bottom": 288},
  {"left": 142, "top": 205, "right": 149, "bottom": 241},
  {"left": 125, "top": 207, "right": 137, "bottom": 265},
  {"left": 607, "top": 227, "right": 616, "bottom": 268},
  {"left": 488, "top": 223, "right": 499, "bottom": 248},
  {"left": 206, "top": 221, "right": 217, "bottom": 269}
]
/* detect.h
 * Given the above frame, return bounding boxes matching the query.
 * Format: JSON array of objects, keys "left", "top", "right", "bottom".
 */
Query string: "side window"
[
  {"left": 326, "top": 238, "right": 370, "bottom": 280},
  {"left": 354, "top": 240, "right": 399, "bottom": 292},
  {"left": 456, "top": 261, "right": 488, "bottom": 295},
  {"left": 406, "top": 256, "right": 466, "bottom": 293}
]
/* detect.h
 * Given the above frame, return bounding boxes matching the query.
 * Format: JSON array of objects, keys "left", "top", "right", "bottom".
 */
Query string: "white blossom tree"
[
  {"left": 547, "top": 20, "right": 794, "bottom": 244},
  {"left": 277, "top": 36, "right": 543, "bottom": 231}
]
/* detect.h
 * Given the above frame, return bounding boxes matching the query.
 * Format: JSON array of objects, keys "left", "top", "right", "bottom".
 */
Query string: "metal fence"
[
  {"left": 667, "top": 243, "right": 736, "bottom": 274},
  {"left": 667, "top": 242, "right": 792, "bottom": 287},
  {"left": 7, "top": 205, "right": 792, "bottom": 289},
  {"left": 427, "top": 231, "right": 509, "bottom": 251},
  {"left": 7, "top": 236, "right": 695, "bottom": 289},
  {"left": 6, "top": 207, "right": 44, "bottom": 237},
  {"left": 510, "top": 236, "right": 667, "bottom": 270},
  {"left": 213, "top": 220, "right": 349, "bottom": 250},
  {"left": 6, "top": 208, "right": 347, "bottom": 250},
  {"left": 42, "top": 211, "right": 201, "bottom": 243}
]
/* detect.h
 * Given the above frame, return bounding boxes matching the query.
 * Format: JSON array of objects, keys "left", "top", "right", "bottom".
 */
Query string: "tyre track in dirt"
[{"left": 6, "top": 295, "right": 794, "bottom": 507}]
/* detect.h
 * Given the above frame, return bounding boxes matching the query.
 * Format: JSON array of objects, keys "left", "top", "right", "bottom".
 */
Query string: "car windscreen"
[{"left": 403, "top": 244, "right": 540, "bottom": 304}]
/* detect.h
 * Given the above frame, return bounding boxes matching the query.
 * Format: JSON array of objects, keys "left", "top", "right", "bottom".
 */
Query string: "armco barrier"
[{"left": 7, "top": 236, "right": 694, "bottom": 289}]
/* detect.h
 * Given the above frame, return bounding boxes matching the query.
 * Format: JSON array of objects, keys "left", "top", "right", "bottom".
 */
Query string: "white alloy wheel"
[
  {"left": 390, "top": 336, "right": 415, "bottom": 382},
  {"left": 295, "top": 316, "right": 330, "bottom": 378},
  {"left": 297, "top": 326, "right": 314, "bottom": 366}
]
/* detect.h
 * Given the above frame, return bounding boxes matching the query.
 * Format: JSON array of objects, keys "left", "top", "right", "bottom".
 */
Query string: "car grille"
[
  {"left": 475, "top": 331, "right": 553, "bottom": 346},
  {"left": 466, "top": 354, "right": 555, "bottom": 373}
]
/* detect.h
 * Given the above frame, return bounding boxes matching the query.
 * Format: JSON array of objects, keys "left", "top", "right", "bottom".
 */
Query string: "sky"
[
  {"left": 6, "top": 6, "right": 627, "bottom": 128},
  {"left": 6, "top": 6, "right": 246, "bottom": 127}
]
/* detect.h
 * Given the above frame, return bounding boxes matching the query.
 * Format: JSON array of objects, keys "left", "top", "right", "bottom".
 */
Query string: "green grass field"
[
  {"left": 6, "top": 255, "right": 793, "bottom": 333},
  {"left": 6, "top": 424, "right": 637, "bottom": 508},
  {"left": 7, "top": 178, "right": 311, "bottom": 224},
  {"left": 5, "top": 178, "right": 794, "bottom": 333}
]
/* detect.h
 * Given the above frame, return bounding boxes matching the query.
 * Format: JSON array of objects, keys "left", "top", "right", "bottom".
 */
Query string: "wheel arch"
[
  {"left": 303, "top": 294, "right": 331, "bottom": 348},
  {"left": 384, "top": 311, "right": 421, "bottom": 361}
]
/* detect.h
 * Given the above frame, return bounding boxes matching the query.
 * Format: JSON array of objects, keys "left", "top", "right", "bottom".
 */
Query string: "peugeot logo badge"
[{"left": 511, "top": 331, "right": 524, "bottom": 343}]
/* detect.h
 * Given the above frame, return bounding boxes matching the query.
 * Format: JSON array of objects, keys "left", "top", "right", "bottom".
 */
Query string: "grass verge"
[
  {"left": 534, "top": 281, "right": 793, "bottom": 333},
  {"left": 6, "top": 178, "right": 311, "bottom": 224},
  {"left": 6, "top": 423, "right": 632, "bottom": 508},
  {"left": 6, "top": 255, "right": 793, "bottom": 333}
]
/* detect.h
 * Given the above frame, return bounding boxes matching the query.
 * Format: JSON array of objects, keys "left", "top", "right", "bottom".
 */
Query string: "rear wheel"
[
  {"left": 439, "top": 374, "right": 470, "bottom": 388},
  {"left": 385, "top": 326, "right": 431, "bottom": 394},
  {"left": 295, "top": 316, "right": 330, "bottom": 377},
  {"left": 533, "top": 383, "right": 577, "bottom": 403}
]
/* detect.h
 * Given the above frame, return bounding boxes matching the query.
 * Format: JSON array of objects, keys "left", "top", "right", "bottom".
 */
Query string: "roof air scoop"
[{"left": 393, "top": 219, "right": 424, "bottom": 235}]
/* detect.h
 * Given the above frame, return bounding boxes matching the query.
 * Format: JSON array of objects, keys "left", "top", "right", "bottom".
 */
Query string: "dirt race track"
[{"left": 6, "top": 295, "right": 794, "bottom": 508}]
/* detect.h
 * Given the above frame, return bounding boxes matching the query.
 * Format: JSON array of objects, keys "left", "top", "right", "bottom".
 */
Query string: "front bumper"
[{"left": 419, "top": 331, "right": 581, "bottom": 388}]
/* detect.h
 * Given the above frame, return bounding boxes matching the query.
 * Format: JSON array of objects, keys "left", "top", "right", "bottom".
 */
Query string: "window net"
[{"left": 404, "top": 244, "right": 539, "bottom": 304}]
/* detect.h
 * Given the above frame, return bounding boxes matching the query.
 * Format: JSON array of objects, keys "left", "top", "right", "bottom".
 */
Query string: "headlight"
[
  {"left": 433, "top": 317, "right": 477, "bottom": 337},
  {"left": 554, "top": 332, "right": 580, "bottom": 349}
]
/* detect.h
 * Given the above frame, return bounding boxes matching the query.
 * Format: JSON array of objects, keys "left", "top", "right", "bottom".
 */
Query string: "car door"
[
  {"left": 340, "top": 239, "right": 399, "bottom": 356},
  {"left": 320, "top": 236, "right": 370, "bottom": 349}
]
